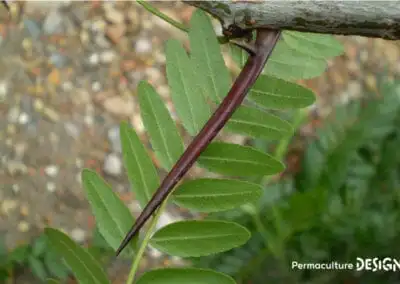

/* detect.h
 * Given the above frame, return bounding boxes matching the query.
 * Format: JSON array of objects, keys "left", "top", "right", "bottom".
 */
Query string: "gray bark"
[{"left": 184, "top": 1, "right": 400, "bottom": 40}]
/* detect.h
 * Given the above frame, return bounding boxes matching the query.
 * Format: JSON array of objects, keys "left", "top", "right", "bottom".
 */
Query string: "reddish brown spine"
[{"left": 116, "top": 29, "right": 281, "bottom": 256}]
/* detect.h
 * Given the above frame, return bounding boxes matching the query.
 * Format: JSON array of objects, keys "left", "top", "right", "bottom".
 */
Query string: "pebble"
[
  {"left": 156, "top": 212, "right": 181, "bottom": 230},
  {"left": 91, "top": 19, "right": 106, "bottom": 33},
  {"left": 126, "top": 8, "right": 140, "bottom": 34},
  {"left": 95, "top": 34, "right": 111, "bottom": 48},
  {"left": 44, "top": 165, "right": 59, "bottom": 177},
  {"left": 148, "top": 247, "right": 163, "bottom": 259},
  {"left": 46, "top": 182, "right": 56, "bottom": 193},
  {"left": 103, "top": 96, "right": 134, "bottom": 117},
  {"left": 105, "top": 24, "right": 126, "bottom": 44},
  {"left": 166, "top": 102, "right": 177, "bottom": 120},
  {"left": 14, "top": 142, "right": 28, "bottom": 160},
  {"left": 103, "top": 152, "right": 122, "bottom": 177},
  {"left": 50, "top": 52, "right": 68, "bottom": 68},
  {"left": 71, "top": 227, "right": 86, "bottom": 243},
  {"left": 100, "top": 50, "right": 117, "bottom": 64},
  {"left": 134, "top": 37, "right": 152, "bottom": 55},
  {"left": 145, "top": 67, "right": 162, "bottom": 83},
  {"left": 88, "top": 53, "right": 100, "bottom": 66},
  {"left": 75, "top": 158, "right": 84, "bottom": 168},
  {"left": 23, "top": 19, "right": 42, "bottom": 39},
  {"left": 155, "top": 52, "right": 166, "bottom": 64},
  {"left": 20, "top": 204, "right": 29, "bottom": 217},
  {"left": 80, "top": 30, "right": 90, "bottom": 46},
  {"left": 92, "top": 81, "right": 102, "bottom": 92},
  {"left": 131, "top": 114, "right": 145, "bottom": 134},
  {"left": 12, "top": 184, "right": 20, "bottom": 194},
  {"left": 43, "top": 107, "right": 60, "bottom": 122},
  {"left": 18, "top": 221, "right": 30, "bottom": 233},
  {"left": 105, "top": 8, "right": 125, "bottom": 25},
  {"left": 1, "top": 199, "right": 17, "bottom": 215},
  {"left": 347, "top": 80, "right": 362, "bottom": 98},
  {"left": 64, "top": 122, "right": 80, "bottom": 139},
  {"left": 7, "top": 107, "right": 20, "bottom": 123},
  {"left": 157, "top": 85, "right": 170, "bottom": 99},
  {"left": 33, "top": 98, "right": 44, "bottom": 112},
  {"left": 7, "top": 161, "right": 28, "bottom": 176},
  {"left": 84, "top": 115, "right": 94, "bottom": 126},
  {"left": 76, "top": 172, "right": 82, "bottom": 184},
  {"left": 108, "top": 125, "right": 122, "bottom": 153},
  {"left": 128, "top": 200, "right": 141, "bottom": 213},
  {"left": 62, "top": 81, "right": 74, "bottom": 92},
  {"left": 18, "top": 112, "right": 30, "bottom": 125},
  {"left": 43, "top": 9, "right": 64, "bottom": 35},
  {"left": 0, "top": 81, "right": 8, "bottom": 100}
]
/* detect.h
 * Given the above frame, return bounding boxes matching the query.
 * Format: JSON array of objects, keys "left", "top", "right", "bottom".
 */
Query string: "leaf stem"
[
  {"left": 125, "top": 200, "right": 169, "bottom": 284},
  {"left": 137, "top": 0, "right": 189, "bottom": 33}
]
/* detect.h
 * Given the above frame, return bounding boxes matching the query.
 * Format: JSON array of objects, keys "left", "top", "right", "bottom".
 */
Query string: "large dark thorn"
[{"left": 115, "top": 28, "right": 281, "bottom": 257}]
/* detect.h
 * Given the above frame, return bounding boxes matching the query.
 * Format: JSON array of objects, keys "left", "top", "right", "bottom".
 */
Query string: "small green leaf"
[
  {"left": 0, "top": 268, "right": 8, "bottom": 282},
  {"left": 198, "top": 142, "right": 284, "bottom": 176},
  {"left": 138, "top": 81, "right": 184, "bottom": 171},
  {"left": 45, "top": 228, "right": 110, "bottom": 284},
  {"left": 226, "top": 105, "right": 293, "bottom": 139},
  {"left": 249, "top": 75, "right": 315, "bottom": 109},
  {"left": 28, "top": 256, "right": 47, "bottom": 281},
  {"left": 32, "top": 234, "right": 48, "bottom": 256},
  {"left": 44, "top": 250, "right": 69, "bottom": 280},
  {"left": 283, "top": 31, "right": 344, "bottom": 59},
  {"left": 120, "top": 121, "right": 160, "bottom": 208},
  {"left": 173, "top": 178, "right": 262, "bottom": 212},
  {"left": 230, "top": 40, "right": 326, "bottom": 80},
  {"left": 136, "top": 268, "right": 235, "bottom": 284},
  {"left": 265, "top": 40, "right": 327, "bottom": 80},
  {"left": 46, "top": 279, "right": 61, "bottom": 284},
  {"left": 8, "top": 244, "right": 30, "bottom": 264},
  {"left": 82, "top": 169, "right": 135, "bottom": 255},
  {"left": 165, "top": 39, "right": 211, "bottom": 135},
  {"left": 189, "top": 9, "right": 231, "bottom": 103},
  {"left": 150, "top": 220, "right": 250, "bottom": 257}
]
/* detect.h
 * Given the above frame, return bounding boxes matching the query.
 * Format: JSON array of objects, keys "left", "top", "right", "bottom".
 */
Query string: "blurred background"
[{"left": 0, "top": 1, "right": 399, "bottom": 283}]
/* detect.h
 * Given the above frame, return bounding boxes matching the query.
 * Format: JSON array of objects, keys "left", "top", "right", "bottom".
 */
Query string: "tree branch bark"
[{"left": 184, "top": 1, "right": 400, "bottom": 40}]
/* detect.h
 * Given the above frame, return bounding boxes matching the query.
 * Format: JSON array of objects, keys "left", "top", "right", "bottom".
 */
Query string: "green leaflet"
[
  {"left": 248, "top": 75, "right": 316, "bottom": 109},
  {"left": 283, "top": 31, "right": 344, "bottom": 59},
  {"left": 136, "top": 268, "right": 235, "bottom": 284},
  {"left": 226, "top": 105, "right": 293, "bottom": 139},
  {"left": 165, "top": 39, "right": 211, "bottom": 135},
  {"left": 198, "top": 142, "right": 284, "bottom": 176},
  {"left": 46, "top": 280, "right": 61, "bottom": 284},
  {"left": 189, "top": 10, "right": 231, "bottom": 103},
  {"left": 230, "top": 40, "right": 327, "bottom": 80},
  {"left": 120, "top": 121, "right": 159, "bottom": 208},
  {"left": 45, "top": 229, "right": 109, "bottom": 284},
  {"left": 138, "top": 81, "right": 184, "bottom": 171},
  {"left": 173, "top": 178, "right": 262, "bottom": 212},
  {"left": 265, "top": 40, "right": 327, "bottom": 80},
  {"left": 81, "top": 169, "right": 135, "bottom": 255},
  {"left": 150, "top": 220, "right": 250, "bottom": 257}
]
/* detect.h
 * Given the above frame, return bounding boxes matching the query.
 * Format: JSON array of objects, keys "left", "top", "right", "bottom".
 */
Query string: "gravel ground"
[{"left": 0, "top": 1, "right": 399, "bottom": 283}]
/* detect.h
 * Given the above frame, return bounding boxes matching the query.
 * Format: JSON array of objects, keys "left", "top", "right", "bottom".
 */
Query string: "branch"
[{"left": 184, "top": 1, "right": 400, "bottom": 40}]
